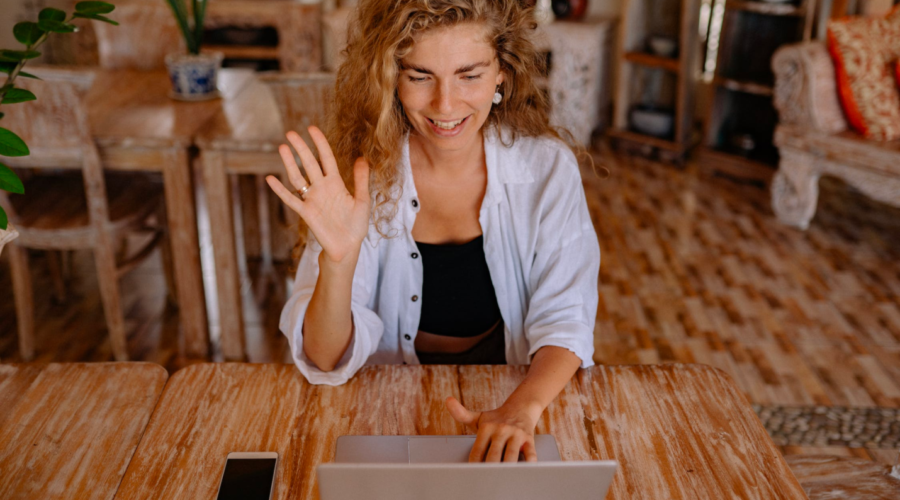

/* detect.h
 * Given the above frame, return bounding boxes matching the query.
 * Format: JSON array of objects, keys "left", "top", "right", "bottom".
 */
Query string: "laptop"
[{"left": 317, "top": 435, "right": 617, "bottom": 500}]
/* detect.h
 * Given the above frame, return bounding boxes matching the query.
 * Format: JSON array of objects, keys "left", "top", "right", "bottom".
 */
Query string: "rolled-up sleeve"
[
  {"left": 279, "top": 231, "right": 383, "bottom": 385},
  {"left": 523, "top": 150, "right": 600, "bottom": 368}
]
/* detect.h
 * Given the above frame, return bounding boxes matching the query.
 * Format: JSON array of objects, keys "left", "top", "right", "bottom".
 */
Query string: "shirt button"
[
  {"left": 411, "top": 295, "right": 418, "bottom": 302},
  {"left": 411, "top": 199, "right": 418, "bottom": 208},
  {"left": 404, "top": 334, "right": 412, "bottom": 341},
  {"left": 411, "top": 252, "right": 418, "bottom": 259}
]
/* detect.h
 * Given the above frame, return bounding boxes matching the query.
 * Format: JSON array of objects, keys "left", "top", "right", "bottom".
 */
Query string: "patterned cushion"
[{"left": 827, "top": 14, "right": 900, "bottom": 140}]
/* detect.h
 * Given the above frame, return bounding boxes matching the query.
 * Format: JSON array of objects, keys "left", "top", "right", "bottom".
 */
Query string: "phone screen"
[{"left": 216, "top": 458, "right": 277, "bottom": 500}]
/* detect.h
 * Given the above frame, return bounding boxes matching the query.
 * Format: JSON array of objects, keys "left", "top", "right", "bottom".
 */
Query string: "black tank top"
[{"left": 415, "top": 235, "right": 502, "bottom": 338}]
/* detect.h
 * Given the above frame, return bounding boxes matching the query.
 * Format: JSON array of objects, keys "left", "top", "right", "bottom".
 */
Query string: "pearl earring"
[{"left": 492, "top": 86, "right": 502, "bottom": 105}]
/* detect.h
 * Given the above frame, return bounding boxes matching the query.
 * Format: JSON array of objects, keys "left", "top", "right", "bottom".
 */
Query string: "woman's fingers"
[
  {"left": 265, "top": 175, "right": 306, "bottom": 218},
  {"left": 521, "top": 438, "right": 538, "bottom": 462},
  {"left": 285, "top": 131, "right": 325, "bottom": 183},
  {"left": 468, "top": 428, "right": 492, "bottom": 463},
  {"left": 308, "top": 126, "right": 339, "bottom": 177},
  {"left": 278, "top": 144, "right": 308, "bottom": 191},
  {"left": 352, "top": 157, "right": 370, "bottom": 203},
  {"left": 484, "top": 429, "right": 514, "bottom": 463},
  {"left": 503, "top": 434, "right": 527, "bottom": 463}
]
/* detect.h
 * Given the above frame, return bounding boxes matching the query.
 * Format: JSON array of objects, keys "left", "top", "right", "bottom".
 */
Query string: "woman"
[{"left": 266, "top": 0, "right": 600, "bottom": 463}]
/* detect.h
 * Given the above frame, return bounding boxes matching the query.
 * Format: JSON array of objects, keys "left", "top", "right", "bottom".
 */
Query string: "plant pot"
[
  {"left": 0, "top": 223, "right": 19, "bottom": 258},
  {"left": 165, "top": 52, "right": 224, "bottom": 101}
]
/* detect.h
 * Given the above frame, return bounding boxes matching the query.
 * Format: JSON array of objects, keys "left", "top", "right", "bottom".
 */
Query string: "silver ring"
[{"left": 297, "top": 185, "right": 310, "bottom": 201}]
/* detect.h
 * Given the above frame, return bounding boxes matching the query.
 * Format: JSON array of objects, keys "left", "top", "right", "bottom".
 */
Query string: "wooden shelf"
[
  {"left": 608, "top": 128, "right": 687, "bottom": 153},
  {"left": 623, "top": 52, "right": 681, "bottom": 73},
  {"left": 698, "top": 148, "right": 777, "bottom": 184},
  {"left": 611, "top": 0, "right": 702, "bottom": 162},
  {"left": 713, "top": 77, "right": 774, "bottom": 96},
  {"left": 204, "top": 45, "right": 279, "bottom": 60},
  {"left": 725, "top": 0, "right": 805, "bottom": 17}
]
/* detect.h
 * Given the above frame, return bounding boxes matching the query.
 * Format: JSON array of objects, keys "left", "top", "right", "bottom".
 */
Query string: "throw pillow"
[{"left": 827, "top": 15, "right": 900, "bottom": 140}]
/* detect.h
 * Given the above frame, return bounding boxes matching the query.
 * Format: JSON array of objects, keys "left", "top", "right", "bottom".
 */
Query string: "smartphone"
[{"left": 215, "top": 451, "right": 278, "bottom": 500}]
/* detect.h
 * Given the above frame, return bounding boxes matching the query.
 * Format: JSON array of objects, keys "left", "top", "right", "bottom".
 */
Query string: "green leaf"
[
  {"left": 0, "top": 112, "right": 4, "bottom": 119},
  {"left": 39, "top": 7, "right": 66, "bottom": 22},
  {"left": 0, "top": 205, "right": 8, "bottom": 230},
  {"left": 37, "top": 19, "right": 78, "bottom": 33},
  {"left": 13, "top": 22, "right": 44, "bottom": 45},
  {"left": 73, "top": 12, "right": 119, "bottom": 25},
  {"left": 1, "top": 88, "right": 36, "bottom": 104},
  {"left": 0, "top": 127, "right": 30, "bottom": 157},
  {"left": 0, "top": 50, "right": 42, "bottom": 62},
  {"left": 0, "top": 63, "right": 38, "bottom": 79},
  {"left": 75, "top": 1, "right": 115, "bottom": 14},
  {"left": 0, "top": 163, "right": 24, "bottom": 194}
]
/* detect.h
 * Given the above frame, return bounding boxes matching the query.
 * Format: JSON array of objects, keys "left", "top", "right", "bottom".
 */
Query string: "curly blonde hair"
[{"left": 295, "top": 0, "right": 582, "bottom": 257}]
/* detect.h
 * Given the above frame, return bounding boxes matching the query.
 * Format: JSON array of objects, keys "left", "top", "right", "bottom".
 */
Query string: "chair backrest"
[
  {"left": 0, "top": 67, "right": 111, "bottom": 230},
  {"left": 93, "top": 0, "right": 184, "bottom": 70},
  {"left": 258, "top": 72, "right": 336, "bottom": 142}
]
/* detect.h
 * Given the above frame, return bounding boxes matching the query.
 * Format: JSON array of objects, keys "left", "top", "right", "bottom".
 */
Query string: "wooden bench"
[{"left": 770, "top": 42, "right": 900, "bottom": 230}]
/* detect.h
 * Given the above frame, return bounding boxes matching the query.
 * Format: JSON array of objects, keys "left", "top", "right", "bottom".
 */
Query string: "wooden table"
[
  {"left": 113, "top": 363, "right": 807, "bottom": 499},
  {"left": 195, "top": 76, "right": 286, "bottom": 359},
  {"left": 0, "top": 363, "right": 167, "bottom": 500},
  {"left": 86, "top": 68, "right": 255, "bottom": 357}
]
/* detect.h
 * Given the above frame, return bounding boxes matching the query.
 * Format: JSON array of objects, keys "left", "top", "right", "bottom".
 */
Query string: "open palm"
[{"left": 266, "top": 126, "right": 371, "bottom": 264}]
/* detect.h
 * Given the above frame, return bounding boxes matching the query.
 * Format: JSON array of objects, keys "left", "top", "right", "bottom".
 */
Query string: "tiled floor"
[{"left": 1, "top": 147, "right": 898, "bottom": 465}]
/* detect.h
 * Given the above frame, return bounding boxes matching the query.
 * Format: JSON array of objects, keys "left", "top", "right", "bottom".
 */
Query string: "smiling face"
[{"left": 397, "top": 23, "right": 504, "bottom": 157}]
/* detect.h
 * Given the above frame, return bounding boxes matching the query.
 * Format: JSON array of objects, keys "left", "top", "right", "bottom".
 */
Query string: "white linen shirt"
[{"left": 280, "top": 129, "right": 601, "bottom": 385}]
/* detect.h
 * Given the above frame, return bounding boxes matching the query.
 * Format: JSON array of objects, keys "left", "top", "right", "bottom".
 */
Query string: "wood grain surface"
[
  {"left": 0, "top": 363, "right": 167, "bottom": 500},
  {"left": 113, "top": 363, "right": 806, "bottom": 500}
]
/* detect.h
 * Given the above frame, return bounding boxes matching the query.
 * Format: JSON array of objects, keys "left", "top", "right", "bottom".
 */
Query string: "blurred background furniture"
[
  {"left": 697, "top": 0, "right": 818, "bottom": 183},
  {"left": 196, "top": 72, "right": 334, "bottom": 360},
  {"left": 769, "top": 41, "right": 900, "bottom": 229},
  {"left": 1, "top": 68, "right": 168, "bottom": 361},
  {"left": 92, "top": 0, "right": 184, "bottom": 70},
  {"left": 51, "top": 0, "right": 322, "bottom": 72},
  {"left": 608, "top": 0, "right": 702, "bottom": 163},
  {"left": 84, "top": 67, "right": 254, "bottom": 356},
  {"left": 536, "top": 19, "right": 617, "bottom": 146}
]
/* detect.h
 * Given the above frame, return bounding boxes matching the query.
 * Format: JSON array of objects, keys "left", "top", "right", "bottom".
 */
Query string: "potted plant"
[
  {"left": 164, "top": 0, "right": 222, "bottom": 100},
  {"left": 0, "top": 2, "right": 118, "bottom": 257}
]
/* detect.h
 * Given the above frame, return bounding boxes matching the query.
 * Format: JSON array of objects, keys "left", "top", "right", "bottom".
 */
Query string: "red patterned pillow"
[{"left": 827, "top": 15, "right": 900, "bottom": 140}]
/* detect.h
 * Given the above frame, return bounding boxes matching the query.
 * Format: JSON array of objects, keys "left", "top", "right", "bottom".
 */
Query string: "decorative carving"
[
  {"left": 772, "top": 43, "right": 847, "bottom": 134},
  {"left": 771, "top": 149, "right": 820, "bottom": 230}
]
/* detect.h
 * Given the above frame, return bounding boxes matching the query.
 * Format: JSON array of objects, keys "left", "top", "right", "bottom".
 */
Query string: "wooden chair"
[
  {"left": 0, "top": 67, "right": 168, "bottom": 361},
  {"left": 92, "top": 0, "right": 184, "bottom": 70}
]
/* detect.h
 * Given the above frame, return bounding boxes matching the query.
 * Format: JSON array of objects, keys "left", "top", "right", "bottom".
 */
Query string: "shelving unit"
[
  {"left": 608, "top": 0, "right": 703, "bottom": 162},
  {"left": 698, "top": 0, "right": 817, "bottom": 183}
]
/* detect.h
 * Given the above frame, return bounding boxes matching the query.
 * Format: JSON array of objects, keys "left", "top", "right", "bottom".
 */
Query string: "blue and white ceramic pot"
[{"left": 165, "top": 52, "right": 224, "bottom": 100}]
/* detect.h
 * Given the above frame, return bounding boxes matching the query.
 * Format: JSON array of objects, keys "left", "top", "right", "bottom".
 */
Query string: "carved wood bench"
[{"left": 771, "top": 42, "right": 900, "bottom": 229}]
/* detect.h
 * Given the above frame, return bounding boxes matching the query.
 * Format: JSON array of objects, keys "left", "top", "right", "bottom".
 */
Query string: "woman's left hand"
[{"left": 445, "top": 396, "right": 540, "bottom": 463}]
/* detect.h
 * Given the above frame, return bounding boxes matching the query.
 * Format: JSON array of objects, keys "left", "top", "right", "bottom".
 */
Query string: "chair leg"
[
  {"left": 8, "top": 244, "right": 35, "bottom": 361},
  {"left": 157, "top": 205, "right": 178, "bottom": 306},
  {"left": 93, "top": 237, "right": 129, "bottom": 361},
  {"left": 46, "top": 251, "right": 68, "bottom": 303}
]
